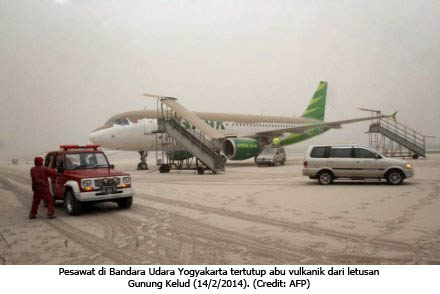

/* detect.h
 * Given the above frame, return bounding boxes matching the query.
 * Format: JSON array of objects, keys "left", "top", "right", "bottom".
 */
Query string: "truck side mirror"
[
  {"left": 110, "top": 164, "right": 115, "bottom": 169},
  {"left": 375, "top": 154, "right": 381, "bottom": 159},
  {"left": 57, "top": 166, "right": 64, "bottom": 173}
]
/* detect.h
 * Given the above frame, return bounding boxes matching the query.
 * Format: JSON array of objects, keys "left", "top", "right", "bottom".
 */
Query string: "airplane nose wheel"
[
  {"left": 137, "top": 162, "right": 148, "bottom": 170},
  {"left": 137, "top": 151, "right": 149, "bottom": 170}
]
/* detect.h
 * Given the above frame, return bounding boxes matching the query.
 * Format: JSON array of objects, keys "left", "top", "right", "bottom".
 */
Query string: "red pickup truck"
[{"left": 44, "top": 145, "right": 134, "bottom": 215}]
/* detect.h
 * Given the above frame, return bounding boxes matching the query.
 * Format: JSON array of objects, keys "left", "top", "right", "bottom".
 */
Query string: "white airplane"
[{"left": 89, "top": 82, "right": 394, "bottom": 169}]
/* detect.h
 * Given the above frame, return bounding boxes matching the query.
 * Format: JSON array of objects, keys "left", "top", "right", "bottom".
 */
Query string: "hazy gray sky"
[{"left": 1, "top": 0, "right": 439, "bottom": 159}]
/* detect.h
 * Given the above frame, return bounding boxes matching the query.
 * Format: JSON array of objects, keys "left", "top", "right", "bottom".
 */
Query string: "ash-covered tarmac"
[{"left": 0, "top": 153, "right": 439, "bottom": 264}]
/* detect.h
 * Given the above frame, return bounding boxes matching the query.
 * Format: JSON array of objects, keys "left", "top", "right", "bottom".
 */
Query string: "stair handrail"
[{"left": 379, "top": 117, "right": 425, "bottom": 148}]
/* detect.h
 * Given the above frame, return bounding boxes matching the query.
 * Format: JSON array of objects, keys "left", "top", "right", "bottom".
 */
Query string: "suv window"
[
  {"left": 310, "top": 146, "right": 330, "bottom": 158},
  {"left": 354, "top": 148, "right": 376, "bottom": 159},
  {"left": 329, "top": 147, "right": 352, "bottom": 158}
]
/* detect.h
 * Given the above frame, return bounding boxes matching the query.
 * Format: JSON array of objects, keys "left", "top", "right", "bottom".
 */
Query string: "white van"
[{"left": 302, "top": 145, "right": 414, "bottom": 185}]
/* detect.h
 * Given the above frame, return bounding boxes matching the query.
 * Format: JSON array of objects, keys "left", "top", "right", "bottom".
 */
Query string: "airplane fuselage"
[{"left": 89, "top": 110, "right": 324, "bottom": 152}]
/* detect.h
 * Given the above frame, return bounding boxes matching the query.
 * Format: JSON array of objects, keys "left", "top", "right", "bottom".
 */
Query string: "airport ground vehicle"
[
  {"left": 302, "top": 145, "right": 414, "bottom": 185},
  {"left": 44, "top": 145, "right": 134, "bottom": 215},
  {"left": 255, "top": 146, "right": 286, "bottom": 166}
]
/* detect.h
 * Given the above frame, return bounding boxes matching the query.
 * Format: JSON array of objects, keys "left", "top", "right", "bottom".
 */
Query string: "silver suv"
[
  {"left": 302, "top": 145, "right": 414, "bottom": 185},
  {"left": 256, "top": 146, "right": 286, "bottom": 166}
]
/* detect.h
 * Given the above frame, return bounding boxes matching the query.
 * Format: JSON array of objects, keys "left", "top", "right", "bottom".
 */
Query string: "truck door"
[
  {"left": 54, "top": 154, "right": 66, "bottom": 198},
  {"left": 44, "top": 153, "right": 56, "bottom": 197}
]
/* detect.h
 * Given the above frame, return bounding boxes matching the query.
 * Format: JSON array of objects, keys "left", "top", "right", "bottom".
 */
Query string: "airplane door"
[
  {"left": 143, "top": 119, "right": 157, "bottom": 149},
  {"left": 143, "top": 119, "right": 157, "bottom": 134},
  {"left": 143, "top": 118, "right": 148, "bottom": 134}
]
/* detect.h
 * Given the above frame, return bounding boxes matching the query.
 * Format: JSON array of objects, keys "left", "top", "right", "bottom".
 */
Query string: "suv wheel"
[
  {"left": 281, "top": 159, "right": 285, "bottom": 165},
  {"left": 318, "top": 171, "right": 334, "bottom": 185},
  {"left": 117, "top": 196, "right": 133, "bottom": 209},
  {"left": 386, "top": 170, "right": 404, "bottom": 185},
  {"left": 159, "top": 164, "right": 168, "bottom": 173},
  {"left": 64, "top": 190, "right": 82, "bottom": 215}
]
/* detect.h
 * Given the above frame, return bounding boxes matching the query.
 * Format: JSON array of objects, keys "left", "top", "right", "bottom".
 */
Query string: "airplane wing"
[{"left": 254, "top": 114, "right": 394, "bottom": 137}]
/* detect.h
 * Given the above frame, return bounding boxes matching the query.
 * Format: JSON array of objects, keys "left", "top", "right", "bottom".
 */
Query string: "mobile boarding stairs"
[
  {"left": 146, "top": 94, "right": 225, "bottom": 174},
  {"left": 367, "top": 113, "right": 433, "bottom": 159}
]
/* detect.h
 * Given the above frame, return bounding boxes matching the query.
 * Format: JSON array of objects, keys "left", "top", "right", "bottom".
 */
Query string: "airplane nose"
[{"left": 89, "top": 130, "right": 101, "bottom": 144}]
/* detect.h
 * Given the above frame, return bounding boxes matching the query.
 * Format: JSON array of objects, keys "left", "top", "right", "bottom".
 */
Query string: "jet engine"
[{"left": 222, "top": 138, "right": 261, "bottom": 160}]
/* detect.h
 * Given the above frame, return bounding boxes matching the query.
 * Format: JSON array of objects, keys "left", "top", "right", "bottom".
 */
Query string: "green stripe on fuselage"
[{"left": 280, "top": 127, "right": 330, "bottom": 146}]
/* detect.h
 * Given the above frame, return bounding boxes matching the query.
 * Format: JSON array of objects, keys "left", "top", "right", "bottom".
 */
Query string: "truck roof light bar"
[{"left": 59, "top": 145, "right": 101, "bottom": 151}]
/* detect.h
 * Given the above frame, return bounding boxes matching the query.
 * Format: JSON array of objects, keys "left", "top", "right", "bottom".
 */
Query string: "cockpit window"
[{"left": 106, "top": 118, "right": 130, "bottom": 126}]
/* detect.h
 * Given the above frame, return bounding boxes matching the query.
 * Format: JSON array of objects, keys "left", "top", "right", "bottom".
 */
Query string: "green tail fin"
[{"left": 301, "top": 81, "right": 327, "bottom": 121}]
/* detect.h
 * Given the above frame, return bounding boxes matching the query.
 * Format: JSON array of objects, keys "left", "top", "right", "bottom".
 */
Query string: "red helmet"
[{"left": 34, "top": 156, "right": 44, "bottom": 167}]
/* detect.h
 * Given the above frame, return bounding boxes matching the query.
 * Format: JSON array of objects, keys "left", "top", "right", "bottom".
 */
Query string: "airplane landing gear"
[{"left": 137, "top": 151, "right": 149, "bottom": 170}]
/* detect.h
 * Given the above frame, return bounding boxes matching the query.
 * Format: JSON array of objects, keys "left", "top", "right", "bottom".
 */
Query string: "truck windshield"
[{"left": 65, "top": 153, "right": 109, "bottom": 170}]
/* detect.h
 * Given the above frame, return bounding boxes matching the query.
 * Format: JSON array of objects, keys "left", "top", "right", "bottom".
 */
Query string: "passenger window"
[
  {"left": 354, "top": 148, "right": 376, "bottom": 159},
  {"left": 44, "top": 155, "right": 53, "bottom": 167},
  {"left": 55, "top": 155, "right": 64, "bottom": 168},
  {"left": 329, "top": 148, "right": 352, "bottom": 158},
  {"left": 310, "top": 146, "right": 330, "bottom": 158}
]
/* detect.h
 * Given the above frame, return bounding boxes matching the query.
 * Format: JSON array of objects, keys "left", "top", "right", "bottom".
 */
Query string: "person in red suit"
[{"left": 29, "top": 156, "right": 57, "bottom": 219}]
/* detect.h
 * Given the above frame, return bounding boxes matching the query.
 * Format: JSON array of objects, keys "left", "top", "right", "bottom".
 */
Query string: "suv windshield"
[
  {"left": 262, "top": 148, "right": 277, "bottom": 155},
  {"left": 65, "top": 152, "right": 109, "bottom": 170}
]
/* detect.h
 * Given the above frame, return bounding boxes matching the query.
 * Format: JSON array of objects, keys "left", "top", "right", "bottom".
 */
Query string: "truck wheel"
[
  {"left": 117, "top": 197, "right": 133, "bottom": 209},
  {"left": 386, "top": 170, "right": 404, "bottom": 185},
  {"left": 317, "top": 170, "right": 334, "bottom": 185},
  {"left": 281, "top": 159, "right": 285, "bottom": 165},
  {"left": 64, "top": 190, "right": 82, "bottom": 215},
  {"left": 197, "top": 167, "right": 205, "bottom": 175},
  {"left": 273, "top": 160, "right": 277, "bottom": 166}
]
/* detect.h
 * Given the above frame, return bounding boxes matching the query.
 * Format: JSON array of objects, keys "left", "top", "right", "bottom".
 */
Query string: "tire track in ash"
[
  {"left": 0, "top": 175, "right": 162, "bottom": 264},
  {"left": 130, "top": 204, "right": 415, "bottom": 264},
  {"left": 2, "top": 172, "right": 200, "bottom": 263},
  {"left": 136, "top": 192, "right": 440, "bottom": 261},
  {"left": 2, "top": 172, "right": 120, "bottom": 246},
  {"left": 383, "top": 181, "right": 440, "bottom": 235},
  {"left": 2, "top": 171, "right": 432, "bottom": 264},
  {"left": 103, "top": 208, "right": 225, "bottom": 264},
  {"left": 3, "top": 173, "right": 215, "bottom": 264},
  {"left": 2, "top": 172, "right": 135, "bottom": 251},
  {"left": 4, "top": 172, "right": 303, "bottom": 263}
]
